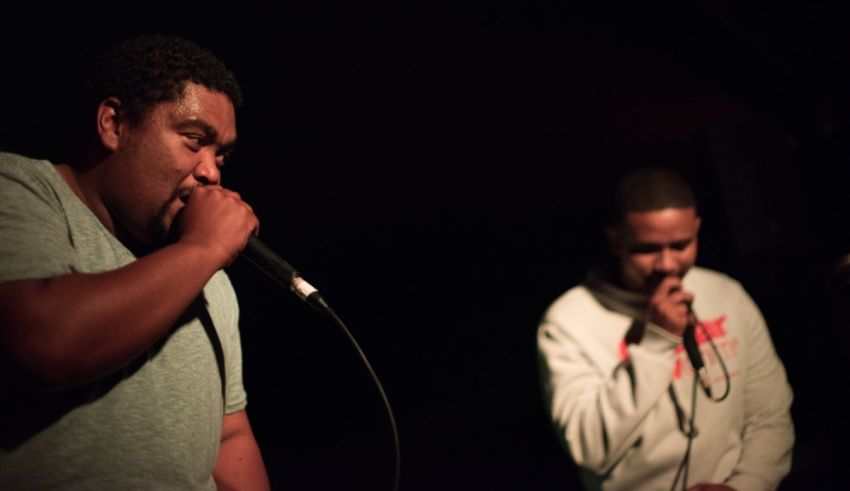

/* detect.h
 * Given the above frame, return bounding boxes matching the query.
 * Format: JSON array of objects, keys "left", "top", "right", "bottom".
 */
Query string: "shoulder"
[
  {"left": 541, "top": 283, "right": 609, "bottom": 330},
  {"left": 0, "top": 152, "right": 54, "bottom": 178},
  {"left": 686, "top": 266, "right": 761, "bottom": 322},
  {"left": 205, "top": 270, "right": 238, "bottom": 306},
  {"left": 201, "top": 270, "right": 243, "bottom": 345},
  {"left": 0, "top": 152, "right": 62, "bottom": 200},
  {"left": 685, "top": 266, "right": 746, "bottom": 295},
  {"left": 545, "top": 284, "right": 596, "bottom": 315}
]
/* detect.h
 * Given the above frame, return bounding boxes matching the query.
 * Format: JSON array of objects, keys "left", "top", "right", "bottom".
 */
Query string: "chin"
[{"left": 141, "top": 216, "right": 172, "bottom": 247}]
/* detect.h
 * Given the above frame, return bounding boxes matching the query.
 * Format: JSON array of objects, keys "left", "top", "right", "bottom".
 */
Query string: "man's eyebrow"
[
  {"left": 178, "top": 119, "right": 217, "bottom": 139},
  {"left": 628, "top": 237, "right": 694, "bottom": 250}
]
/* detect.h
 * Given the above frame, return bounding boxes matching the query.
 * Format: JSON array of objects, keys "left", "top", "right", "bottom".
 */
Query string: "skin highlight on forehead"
[
  {"left": 159, "top": 85, "right": 237, "bottom": 144},
  {"left": 622, "top": 207, "right": 700, "bottom": 243}
]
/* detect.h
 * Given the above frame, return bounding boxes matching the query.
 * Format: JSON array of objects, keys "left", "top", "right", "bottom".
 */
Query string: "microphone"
[
  {"left": 683, "top": 307, "right": 712, "bottom": 398},
  {"left": 240, "top": 235, "right": 329, "bottom": 312}
]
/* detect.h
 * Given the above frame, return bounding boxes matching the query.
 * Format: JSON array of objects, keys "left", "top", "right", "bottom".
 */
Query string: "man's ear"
[{"left": 96, "top": 97, "right": 123, "bottom": 152}]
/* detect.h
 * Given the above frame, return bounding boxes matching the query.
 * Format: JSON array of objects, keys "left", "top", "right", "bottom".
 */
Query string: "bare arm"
[
  {"left": 214, "top": 410, "right": 270, "bottom": 491},
  {"left": 0, "top": 186, "right": 257, "bottom": 390}
]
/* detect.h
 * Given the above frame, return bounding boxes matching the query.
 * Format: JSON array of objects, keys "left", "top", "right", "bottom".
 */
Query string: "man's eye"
[
  {"left": 670, "top": 240, "right": 692, "bottom": 251},
  {"left": 216, "top": 150, "right": 234, "bottom": 167},
  {"left": 185, "top": 134, "right": 207, "bottom": 148},
  {"left": 629, "top": 245, "right": 662, "bottom": 254}
]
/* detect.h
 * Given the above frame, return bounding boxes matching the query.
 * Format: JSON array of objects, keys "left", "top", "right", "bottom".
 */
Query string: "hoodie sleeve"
[
  {"left": 723, "top": 285, "right": 794, "bottom": 491},
  {"left": 538, "top": 302, "right": 681, "bottom": 474}
]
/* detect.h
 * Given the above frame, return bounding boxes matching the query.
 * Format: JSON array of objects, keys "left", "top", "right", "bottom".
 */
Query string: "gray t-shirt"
[{"left": 0, "top": 152, "right": 247, "bottom": 489}]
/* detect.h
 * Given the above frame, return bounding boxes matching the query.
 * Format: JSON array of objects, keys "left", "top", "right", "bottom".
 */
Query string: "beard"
[{"left": 147, "top": 204, "right": 172, "bottom": 246}]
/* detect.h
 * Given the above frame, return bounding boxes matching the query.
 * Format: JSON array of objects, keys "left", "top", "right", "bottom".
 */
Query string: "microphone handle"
[
  {"left": 682, "top": 324, "right": 703, "bottom": 370},
  {"left": 683, "top": 322, "right": 712, "bottom": 397},
  {"left": 241, "top": 236, "right": 329, "bottom": 312},
  {"left": 244, "top": 235, "right": 299, "bottom": 283}
]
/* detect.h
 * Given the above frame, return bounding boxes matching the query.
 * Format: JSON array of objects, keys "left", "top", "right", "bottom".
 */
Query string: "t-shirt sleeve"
[
  {"left": 224, "top": 309, "right": 247, "bottom": 415},
  {"left": 0, "top": 158, "right": 75, "bottom": 282},
  {"left": 208, "top": 271, "right": 248, "bottom": 414}
]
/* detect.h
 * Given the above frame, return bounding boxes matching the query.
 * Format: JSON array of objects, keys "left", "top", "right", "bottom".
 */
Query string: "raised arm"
[{"left": 0, "top": 185, "right": 258, "bottom": 391}]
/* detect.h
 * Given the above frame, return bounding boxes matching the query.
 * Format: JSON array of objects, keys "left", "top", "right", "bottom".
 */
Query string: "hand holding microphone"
[
  {"left": 177, "top": 185, "right": 260, "bottom": 269},
  {"left": 175, "top": 185, "right": 328, "bottom": 312},
  {"left": 647, "top": 275, "right": 712, "bottom": 397},
  {"left": 647, "top": 275, "right": 694, "bottom": 337}
]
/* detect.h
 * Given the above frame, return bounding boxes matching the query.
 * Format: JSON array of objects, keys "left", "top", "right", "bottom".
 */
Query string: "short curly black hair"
[
  {"left": 608, "top": 166, "right": 698, "bottom": 226},
  {"left": 86, "top": 34, "right": 243, "bottom": 125}
]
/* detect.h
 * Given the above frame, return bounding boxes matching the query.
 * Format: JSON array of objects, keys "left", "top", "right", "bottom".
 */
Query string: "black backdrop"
[{"left": 3, "top": 3, "right": 850, "bottom": 489}]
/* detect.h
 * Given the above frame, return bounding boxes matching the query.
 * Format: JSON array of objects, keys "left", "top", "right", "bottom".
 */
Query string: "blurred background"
[{"left": 3, "top": 2, "right": 849, "bottom": 489}]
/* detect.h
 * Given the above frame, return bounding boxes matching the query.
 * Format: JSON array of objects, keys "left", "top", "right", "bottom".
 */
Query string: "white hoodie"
[{"left": 538, "top": 266, "right": 793, "bottom": 491}]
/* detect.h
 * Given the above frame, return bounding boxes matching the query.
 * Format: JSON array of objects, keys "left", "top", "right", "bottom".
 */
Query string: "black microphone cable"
[
  {"left": 669, "top": 369, "right": 699, "bottom": 491},
  {"left": 689, "top": 307, "right": 732, "bottom": 403},
  {"left": 682, "top": 321, "right": 712, "bottom": 399},
  {"left": 669, "top": 306, "right": 732, "bottom": 491},
  {"left": 240, "top": 237, "right": 401, "bottom": 491}
]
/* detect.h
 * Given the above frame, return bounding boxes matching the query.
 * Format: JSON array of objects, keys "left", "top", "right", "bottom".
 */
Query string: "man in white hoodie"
[{"left": 538, "top": 167, "right": 793, "bottom": 491}]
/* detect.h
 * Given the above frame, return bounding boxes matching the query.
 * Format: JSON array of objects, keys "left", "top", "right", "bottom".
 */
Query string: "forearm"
[
  {"left": 0, "top": 241, "right": 222, "bottom": 390},
  {"left": 214, "top": 410, "right": 270, "bottom": 491}
]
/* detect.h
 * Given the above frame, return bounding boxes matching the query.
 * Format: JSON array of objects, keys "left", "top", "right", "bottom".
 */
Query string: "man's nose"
[
  {"left": 193, "top": 151, "right": 221, "bottom": 185},
  {"left": 654, "top": 247, "right": 677, "bottom": 273}
]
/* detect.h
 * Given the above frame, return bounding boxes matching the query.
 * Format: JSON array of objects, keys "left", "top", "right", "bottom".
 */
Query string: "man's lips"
[
  {"left": 169, "top": 192, "right": 191, "bottom": 216},
  {"left": 177, "top": 188, "right": 195, "bottom": 204}
]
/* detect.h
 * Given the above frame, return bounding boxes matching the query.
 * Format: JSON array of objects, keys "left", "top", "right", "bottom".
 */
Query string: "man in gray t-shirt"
[{"left": 0, "top": 36, "right": 269, "bottom": 490}]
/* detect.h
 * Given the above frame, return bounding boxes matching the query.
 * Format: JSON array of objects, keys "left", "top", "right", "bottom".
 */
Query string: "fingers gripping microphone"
[
  {"left": 683, "top": 306, "right": 712, "bottom": 398},
  {"left": 241, "top": 236, "right": 329, "bottom": 313}
]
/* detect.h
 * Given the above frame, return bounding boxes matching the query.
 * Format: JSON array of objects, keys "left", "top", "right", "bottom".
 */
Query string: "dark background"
[{"left": 3, "top": 3, "right": 850, "bottom": 489}]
